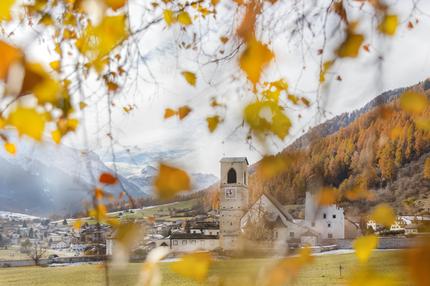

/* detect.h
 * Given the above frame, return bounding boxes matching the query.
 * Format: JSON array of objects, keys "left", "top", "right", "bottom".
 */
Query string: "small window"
[
  {"left": 173, "top": 240, "right": 178, "bottom": 245},
  {"left": 182, "top": 240, "right": 187, "bottom": 245},
  {"left": 289, "top": 232, "right": 294, "bottom": 238},
  {"left": 311, "top": 222, "right": 315, "bottom": 227},
  {"left": 230, "top": 222, "right": 233, "bottom": 226},
  {"left": 227, "top": 168, "right": 237, "bottom": 184},
  {"left": 209, "top": 231, "right": 212, "bottom": 235},
  {"left": 328, "top": 233, "right": 333, "bottom": 239},
  {"left": 323, "top": 213, "right": 327, "bottom": 219},
  {"left": 274, "top": 231, "right": 278, "bottom": 239},
  {"left": 328, "top": 223, "right": 331, "bottom": 228},
  {"left": 244, "top": 172, "right": 247, "bottom": 185},
  {"left": 332, "top": 214, "right": 336, "bottom": 219}
]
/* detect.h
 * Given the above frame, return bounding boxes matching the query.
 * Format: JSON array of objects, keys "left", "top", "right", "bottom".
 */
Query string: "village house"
[{"left": 405, "top": 224, "right": 419, "bottom": 236}]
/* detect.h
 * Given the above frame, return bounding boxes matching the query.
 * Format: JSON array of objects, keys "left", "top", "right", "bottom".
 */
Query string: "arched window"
[
  {"left": 227, "top": 168, "right": 237, "bottom": 184},
  {"left": 243, "top": 172, "right": 247, "bottom": 185}
]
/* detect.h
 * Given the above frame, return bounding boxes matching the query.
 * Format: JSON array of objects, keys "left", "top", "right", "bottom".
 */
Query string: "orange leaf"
[
  {"left": 99, "top": 172, "right": 118, "bottom": 185},
  {"left": 164, "top": 108, "right": 177, "bottom": 119},
  {"left": 0, "top": 40, "right": 22, "bottom": 80},
  {"left": 95, "top": 188, "right": 105, "bottom": 200},
  {"left": 178, "top": 106, "right": 192, "bottom": 120}
]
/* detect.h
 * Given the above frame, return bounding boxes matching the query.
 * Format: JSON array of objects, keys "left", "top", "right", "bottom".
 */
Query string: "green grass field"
[
  {"left": 75, "top": 199, "right": 200, "bottom": 225},
  {"left": 0, "top": 250, "right": 411, "bottom": 286}
]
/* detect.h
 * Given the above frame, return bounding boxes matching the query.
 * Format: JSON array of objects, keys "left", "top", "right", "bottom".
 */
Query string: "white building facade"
[{"left": 304, "top": 192, "right": 345, "bottom": 239}]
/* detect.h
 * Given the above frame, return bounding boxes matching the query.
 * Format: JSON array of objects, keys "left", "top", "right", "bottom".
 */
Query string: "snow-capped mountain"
[
  {"left": 0, "top": 211, "right": 41, "bottom": 221},
  {"left": 0, "top": 137, "right": 217, "bottom": 216},
  {"left": 0, "top": 135, "right": 146, "bottom": 216},
  {"left": 102, "top": 148, "right": 218, "bottom": 194},
  {"left": 125, "top": 165, "right": 218, "bottom": 194}
]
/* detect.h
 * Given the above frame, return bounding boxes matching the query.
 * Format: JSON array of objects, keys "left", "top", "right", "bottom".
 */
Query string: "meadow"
[{"left": 0, "top": 250, "right": 411, "bottom": 286}]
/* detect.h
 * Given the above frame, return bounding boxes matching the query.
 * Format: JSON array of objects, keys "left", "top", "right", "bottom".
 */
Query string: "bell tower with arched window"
[{"left": 219, "top": 157, "right": 249, "bottom": 251}]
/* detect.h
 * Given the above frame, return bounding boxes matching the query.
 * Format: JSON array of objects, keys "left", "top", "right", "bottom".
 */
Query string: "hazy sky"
[{"left": 24, "top": 0, "right": 430, "bottom": 176}]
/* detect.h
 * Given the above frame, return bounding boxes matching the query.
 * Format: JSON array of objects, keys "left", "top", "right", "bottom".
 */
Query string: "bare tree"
[{"left": 27, "top": 242, "right": 47, "bottom": 266}]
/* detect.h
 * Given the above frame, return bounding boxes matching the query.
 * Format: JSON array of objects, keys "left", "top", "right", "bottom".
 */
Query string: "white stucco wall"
[
  {"left": 170, "top": 238, "right": 220, "bottom": 252},
  {"left": 304, "top": 192, "right": 344, "bottom": 239}
]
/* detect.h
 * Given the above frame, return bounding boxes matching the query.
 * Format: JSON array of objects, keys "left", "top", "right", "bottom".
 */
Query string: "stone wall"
[
  {"left": 0, "top": 255, "right": 105, "bottom": 268},
  {"left": 336, "top": 237, "right": 416, "bottom": 249}
]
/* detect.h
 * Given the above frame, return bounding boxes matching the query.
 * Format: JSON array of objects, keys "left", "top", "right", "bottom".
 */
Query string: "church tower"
[{"left": 219, "top": 157, "right": 249, "bottom": 251}]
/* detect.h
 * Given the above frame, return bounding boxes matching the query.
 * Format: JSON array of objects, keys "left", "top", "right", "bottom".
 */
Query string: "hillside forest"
[{"left": 249, "top": 81, "right": 430, "bottom": 216}]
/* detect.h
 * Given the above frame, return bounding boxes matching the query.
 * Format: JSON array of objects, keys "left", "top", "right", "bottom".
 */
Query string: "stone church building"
[
  {"left": 156, "top": 156, "right": 345, "bottom": 253},
  {"left": 219, "top": 157, "right": 345, "bottom": 251}
]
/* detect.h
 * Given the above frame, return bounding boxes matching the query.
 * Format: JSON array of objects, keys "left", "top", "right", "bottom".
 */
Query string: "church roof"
[
  {"left": 263, "top": 192, "right": 295, "bottom": 222},
  {"left": 220, "top": 157, "right": 249, "bottom": 165}
]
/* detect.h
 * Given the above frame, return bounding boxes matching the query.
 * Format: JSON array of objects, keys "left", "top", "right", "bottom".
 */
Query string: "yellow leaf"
[
  {"left": 181, "top": 71, "right": 196, "bottom": 86},
  {"left": 258, "top": 155, "right": 291, "bottom": 179},
  {"left": 39, "top": 14, "right": 54, "bottom": 26},
  {"left": 96, "top": 204, "right": 107, "bottom": 221},
  {"left": 164, "top": 108, "right": 177, "bottom": 119},
  {"left": 178, "top": 106, "right": 192, "bottom": 120},
  {"left": 379, "top": 14, "right": 398, "bottom": 36},
  {"left": 415, "top": 117, "right": 430, "bottom": 131},
  {"left": 370, "top": 203, "right": 396, "bottom": 227},
  {"left": 96, "top": 15, "right": 128, "bottom": 57},
  {"left": 106, "top": 217, "right": 119, "bottom": 226},
  {"left": 239, "top": 37, "right": 274, "bottom": 87},
  {"left": 51, "top": 129, "right": 62, "bottom": 144},
  {"left": 0, "top": 40, "right": 23, "bottom": 80},
  {"left": 345, "top": 185, "right": 375, "bottom": 201},
  {"left": 319, "top": 60, "right": 334, "bottom": 83},
  {"left": 265, "top": 246, "right": 313, "bottom": 286},
  {"left": 77, "top": 15, "right": 128, "bottom": 71},
  {"left": 73, "top": 219, "right": 82, "bottom": 231},
  {"left": 0, "top": 0, "right": 15, "bottom": 22},
  {"left": 4, "top": 142, "right": 16, "bottom": 155},
  {"left": 67, "top": 119, "right": 79, "bottom": 131},
  {"left": 243, "top": 101, "right": 291, "bottom": 139},
  {"left": 336, "top": 32, "right": 364, "bottom": 58},
  {"left": 352, "top": 235, "right": 378, "bottom": 263},
  {"left": 206, "top": 115, "right": 220, "bottom": 133},
  {"left": 79, "top": 101, "right": 88, "bottom": 110},
  {"left": 348, "top": 268, "right": 395, "bottom": 286},
  {"left": 8, "top": 107, "right": 46, "bottom": 141},
  {"left": 49, "top": 60, "right": 61, "bottom": 72},
  {"left": 177, "top": 11, "right": 192, "bottom": 26},
  {"left": 316, "top": 187, "right": 340, "bottom": 206},
  {"left": 63, "top": 29, "right": 77, "bottom": 39},
  {"left": 163, "top": 9, "right": 175, "bottom": 26},
  {"left": 171, "top": 252, "right": 212, "bottom": 282},
  {"left": 400, "top": 91, "right": 428, "bottom": 114},
  {"left": 22, "top": 63, "right": 63, "bottom": 104},
  {"left": 154, "top": 163, "right": 191, "bottom": 199},
  {"left": 105, "top": 0, "right": 127, "bottom": 11}
]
